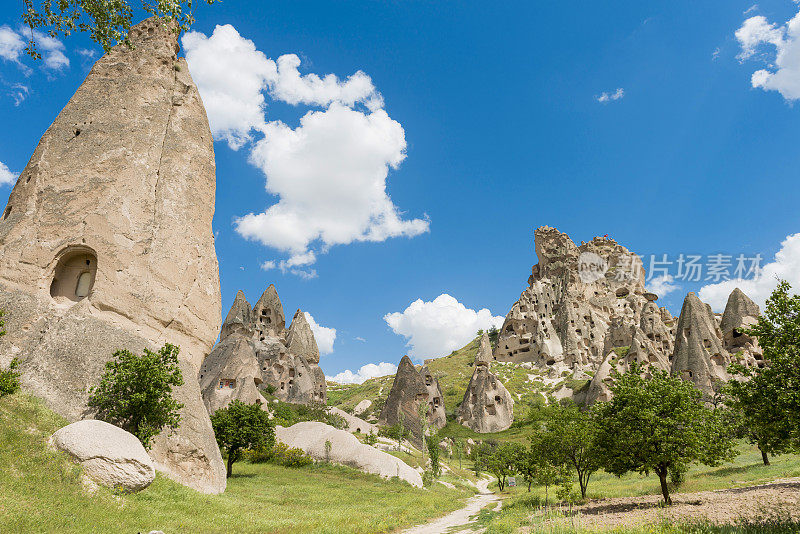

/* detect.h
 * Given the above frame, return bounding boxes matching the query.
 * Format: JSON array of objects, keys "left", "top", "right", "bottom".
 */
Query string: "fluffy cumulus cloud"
[
  {"left": 384, "top": 294, "right": 505, "bottom": 360},
  {"left": 736, "top": 8, "right": 800, "bottom": 101},
  {"left": 183, "top": 25, "right": 429, "bottom": 276},
  {"left": 597, "top": 88, "right": 625, "bottom": 103},
  {"left": 0, "top": 161, "right": 17, "bottom": 186},
  {"left": 699, "top": 233, "right": 800, "bottom": 311},
  {"left": 646, "top": 274, "right": 680, "bottom": 297},
  {"left": 304, "top": 312, "right": 336, "bottom": 355},
  {"left": 328, "top": 362, "right": 397, "bottom": 384}
]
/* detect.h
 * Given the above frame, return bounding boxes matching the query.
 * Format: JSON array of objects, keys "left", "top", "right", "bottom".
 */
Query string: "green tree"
[
  {"left": 20, "top": 0, "right": 216, "bottom": 59},
  {"left": 593, "top": 365, "right": 736, "bottom": 505},
  {"left": 539, "top": 402, "right": 600, "bottom": 499},
  {"left": 729, "top": 280, "right": 800, "bottom": 452},
  {"left": 426, "top": 430, "right": 441, "bottom": 477},
  {"left": 88, "top": 343, "right": 184, "bottom": 449},
  {"left": 453, "top": 438, "right": 463, "bottom": 470},
  {"left": 211, "top": 400, "right": 275, "bottom": 477},
  {"left": 418, "top": 402, "right": 429, "bottom": 463},
  {"left": 488, "top": 325, "right": 500, "bottom": 348},
  {"left": 0, "top": 311, "right": 21, "bottom": 398},
  {"left": 484, "top": 442, "right": 524, "bottom": 491},
  {"left": 512, "top": 443, "right": 538, "bottom": 492}
]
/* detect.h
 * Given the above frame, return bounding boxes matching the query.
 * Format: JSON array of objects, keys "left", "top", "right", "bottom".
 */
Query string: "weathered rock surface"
[
  {"left": 379, "top": 355, "right": 446, "bottom": 445},
  {"left": 353, "top": 399, "right": 373, "bottom": 417},
  {"left": 276, "top": 422, "right": 422, "bottom": 487},
  {"left": 0, "top": 18, "right": 225, "bottom": 494},
  {"left": 329, "top": 406, "right": 376, "bottom": 435},
  {"left": 50, "top": 420, "right": 155, "bottom": 492},
  {"left": 721, "top": 288, "right": 763, "bottom": 368},
  {"left": 199, "top": 285, "right": 327, "bottom": 411},
  {"left": 457, "top": 333, "right": 514, "bottom": 432},
  {"left": 670, "top": 292, "right": 731, "bottom": 398}
]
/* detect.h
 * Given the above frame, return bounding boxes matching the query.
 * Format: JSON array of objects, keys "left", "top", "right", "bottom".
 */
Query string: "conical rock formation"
[
  {"left": 457, "top": 333, "right": 514, "bottom": 432},
  {"left": 378, "top": 355, "right": 446, "bottom": 446},
  {"left": 200, "top": 286, "right": 327, "bottom": 410},
  {"left": 670, "top": 292, "right": 730, "bottom": 398},
  {"left": 721, "top": 288, "right": 763, "bottom": 368},
  {"left": 0, "top": 18, "right": 224, "bottom": 493}
]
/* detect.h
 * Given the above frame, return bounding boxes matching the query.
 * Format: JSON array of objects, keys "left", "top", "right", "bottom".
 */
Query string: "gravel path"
[{"left": 400, "top": 477, "right": 499, "bottom": 534}]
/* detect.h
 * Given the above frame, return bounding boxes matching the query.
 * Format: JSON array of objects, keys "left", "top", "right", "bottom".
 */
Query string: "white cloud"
[
  {"left": 736, "top": 9, "right": 800, "bottom": 101},
  {"left": 0, "top": 161, "right": 17, "bottom": 186},
  {"left": 699, "top": 233, "right": 800, "bottom": 311},
  {"left": 384, "top": 294, "right": 505, "bottom": 360},
  {"left": 712, "top": 47, "right": 721, "bottom": 60},
  {"left": 8, "top": 83, "right": 28, "bottom": 106},
  {"left": 744, "top": 5, "right": 759, "bottom": 15},
  {"left": 183, "top": 25, "right": 429, "bottom": 276},
  {"left": 0, "top": 26, "right": 25, "bottom": 64},
  {"left": 597, "top": 88, "right": 625, "bottom": 103},
  {"left": 235, "top": 103, "right": 429, "bottom": 263},
  {"left": 646, "top": 274, "right": 680, "bottom": 297},
  {"left": 183, "top": 25, "right": 274, "bottom": 149},
  {"left": 355, "top": 336, "right": 366, "bottom": 342},
  {"left": 31, "top": 30, "right": 68, "bottom": 70},
  {"left": 304, "top": 312, "right": 336, "bottom": 355},
  {"left": 270, "top": 53, "right": 383, "bottom": 110},
  {"left": 328, "top": 362, "right": 397, "bottom": 384}
]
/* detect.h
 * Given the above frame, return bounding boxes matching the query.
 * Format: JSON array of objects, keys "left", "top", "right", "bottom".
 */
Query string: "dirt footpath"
[{"left": 553, "top": 478, "right": 800, "bottom": 530}]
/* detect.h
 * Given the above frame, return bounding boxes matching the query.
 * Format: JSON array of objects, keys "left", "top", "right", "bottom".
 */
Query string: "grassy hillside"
[
  {"left": 0, "top": 393, "right": 470, "bottom": 534},
  {"left": 327, "top": 336, "right": 583, "bottom": 425}
]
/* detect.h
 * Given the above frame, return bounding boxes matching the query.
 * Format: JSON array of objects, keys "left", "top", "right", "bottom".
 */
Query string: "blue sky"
[{"left": 1, "top": 1, "right": 799, "bottom": 382}]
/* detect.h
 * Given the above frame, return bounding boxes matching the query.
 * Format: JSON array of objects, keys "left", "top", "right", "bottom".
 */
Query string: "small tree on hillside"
[
  {"left": 484, "top": 442, "right": 524, "bottom": 491},
  {"left": 593, "top": 365, "right": 736, "bottom": 505},
  {"left": 0, "top": 311, "right": 22, "bottom": 398},
  {"left": 539, "top": 402, "right": 600, "bottom": 499},
  {"left": 88, "top": 343, "right": 184, "bottom": 449},
  {"left": 211, "top": 400, "right": 274, "bottom": 477},
  {"left": 427, "top": 430, "right": 441, "bottom": 477},
  {"left": 418, "top": 402, "right": 429, "bottom": 463},
  {"left": 729, "top": 280, "right": 800, "bottom": 452}
]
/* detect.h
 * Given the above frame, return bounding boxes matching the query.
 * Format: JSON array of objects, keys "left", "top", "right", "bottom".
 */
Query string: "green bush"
[
  {"left": 270, "top": 401, "right": 347, "bottom": 429},
  {"left": 271, "top": 442, "right": 313, "bottom": 468},
  {"left": 87, "top": 343, "right": 184, "bottom": 449},
  {"left": 364, "top": 432, "right": 378, "bottom": 446},
  {"left": 0, "top": 358, "right": 21, "bottom": 398}
]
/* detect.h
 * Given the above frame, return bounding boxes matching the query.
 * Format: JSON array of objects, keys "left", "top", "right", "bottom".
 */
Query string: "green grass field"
[{"left": 0, "top": 393, "right": 470, "bottom": 534}]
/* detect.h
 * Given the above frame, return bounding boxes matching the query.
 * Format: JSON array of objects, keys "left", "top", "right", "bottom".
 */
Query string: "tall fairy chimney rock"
[
  {"left": 0, "top": 18, "right": 225, "bottom": 493},
  {"left": 457, "top": 333, "right": 514, "bottom": 433},
  {"left": 200, "top": 286, "right": 328, "bottom": 410},
  {"left": 379, "top": 355, "right": 446, "bottom": 445},
  {"left": 720, "top": 288, "right": 763, "bottom": 367},
  {"left": 670, "top": 292, "right": 731, "bottom": 397}
]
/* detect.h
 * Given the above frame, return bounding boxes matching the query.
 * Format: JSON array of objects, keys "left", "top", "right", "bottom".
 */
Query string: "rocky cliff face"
[
  {"left": 495, "top": 227, "right": 667, "bottom": 371},
  {"left": 199, "top": 285, "right": 327, "bottom": 411},
  {"left": 379, "top": 355, "right": 446, "bottom": 445},
  {"left": 0, "top": 18, "right": 225, "bottom": 494},
  {"left": 457, "top": 333, "right": 514, "bottom": 432},
  {"left": 497, "top": 227, "right": 760, "bottom": 404}
]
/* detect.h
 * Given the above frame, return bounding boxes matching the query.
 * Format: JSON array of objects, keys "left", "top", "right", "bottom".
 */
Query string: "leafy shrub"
[
  {"left": 270, "top": 401, "right": 346, "bottom": 429},
  {"left": 87, "top": 343, "right": 184, "bottom": 449},
  {"left": 272, "top": 442, "right": 313, "bottom": 468},
  {"left": 212, "top": 400, "right": 275, "bottom": 477},
  {"left": 364, "top": 432, "right": 378, "bottom": 446},
  {"left": 0, "top": 358, "right": 21, "bottom": 398}
]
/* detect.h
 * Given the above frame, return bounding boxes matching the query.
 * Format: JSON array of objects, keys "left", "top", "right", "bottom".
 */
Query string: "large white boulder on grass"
[
  {"left": 276, "top": 421, "right": 422, "bottom": 487},
  {"left": 49, "top": 420, "right": 156, "bottom": 492}
]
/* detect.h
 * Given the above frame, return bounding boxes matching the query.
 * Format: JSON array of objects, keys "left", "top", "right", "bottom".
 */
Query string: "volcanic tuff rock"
[
  {"left": 496, "top": 227, "right": 762, "bottom": 405},
  {"left": 199, "top": 285, "right": 327, "bottom": 412},
  {"left": 379, "top": 355, "right": 446, "bottom": 445},
  {"left": 457, "top": 333, "right": 514, "bottom": 432},
  {"left": 495, "top": 227, "right": 655, "bottom": 370},
  {"left": 720, "top": 288, "right": 763, "bottom": 368},
  {"left": 0, "top": 18, "right": 225, "bottom": 493}
]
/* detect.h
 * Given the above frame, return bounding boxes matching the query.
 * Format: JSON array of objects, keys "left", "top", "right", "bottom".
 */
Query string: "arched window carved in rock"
[{"left": 49, "top": 247, "right": 97, "bottom": 302}]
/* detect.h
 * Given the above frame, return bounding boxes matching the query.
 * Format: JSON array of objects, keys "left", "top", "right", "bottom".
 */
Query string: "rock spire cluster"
[
  {"left": 457, "top": 332, "right": 514, "bottom": 432},
  {"left": 199, "top": 285, "right": 327, "bottom": 413}
]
